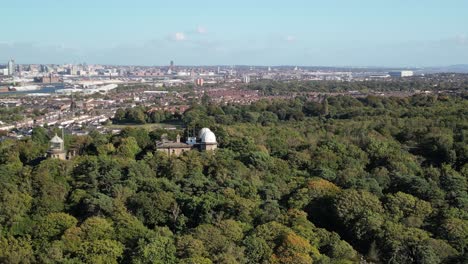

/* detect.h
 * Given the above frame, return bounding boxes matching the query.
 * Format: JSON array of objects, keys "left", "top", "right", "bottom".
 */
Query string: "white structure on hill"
[
  {"left": 156, "top": 127, "right": 218, "bottom": 155},
  {"left": 47, "top": 134, "right": 67, "bottom": 160}
]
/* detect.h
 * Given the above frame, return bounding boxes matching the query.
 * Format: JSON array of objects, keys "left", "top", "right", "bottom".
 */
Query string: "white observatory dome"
[
  {"left": 200, "top": 130, "right": 217, "bottom": 144},
  {"left": 199, "top": 128, "right": 211, "bottom": 138}
]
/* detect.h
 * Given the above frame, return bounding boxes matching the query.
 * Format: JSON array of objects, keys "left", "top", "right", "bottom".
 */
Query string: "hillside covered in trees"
[
  {"left": 246, "top": 75, "right": 468, "bottom": 95},
  {"left": 0, "top": 93, "right": 467, "bottom": 263}
]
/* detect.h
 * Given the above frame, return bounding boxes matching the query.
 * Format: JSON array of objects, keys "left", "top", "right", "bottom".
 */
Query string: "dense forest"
[
  {"left": 0, "top": 93, "right": 467, "bottom": 263},
  {"left": 113, "top": 107, "right": 180, "bottom": 125},
  {"left": 247, "top": 76, "right": 468, "bottom": 95}
]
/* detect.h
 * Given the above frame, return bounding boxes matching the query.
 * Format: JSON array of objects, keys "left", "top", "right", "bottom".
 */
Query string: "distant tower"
[
  {"left": 40, "top": 64, "right": 50, "bottom": 73},
  {"left": 170, "top": 60, "right": 174, "bottom": 70},
  {"left": 18, "top": 64, "right": 22, "bottom": 78},
  {"left": 195, "top": 78, "right": 204, "bottom": 86},
  {"left": 7, "top": 59, "right": 15, "bottom": 76},
  {"left": 47, "top": 134, "right": 67, "bottom": 160},
  {"left": 242, "top": 75, "right": 251, "bottom": 84}
]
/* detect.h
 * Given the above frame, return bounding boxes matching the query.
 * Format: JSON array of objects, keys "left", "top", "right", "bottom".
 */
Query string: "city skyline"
[{"left": 2, "top": 0, "right": 468, "bottom": 67}]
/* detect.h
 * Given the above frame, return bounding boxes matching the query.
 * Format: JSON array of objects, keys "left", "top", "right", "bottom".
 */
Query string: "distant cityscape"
[
  {"left": 0, "top": 58, "right": 422, "bottom": 95},
  {"left": 0, "top": 57, "right": 466, "bottom": 140}
]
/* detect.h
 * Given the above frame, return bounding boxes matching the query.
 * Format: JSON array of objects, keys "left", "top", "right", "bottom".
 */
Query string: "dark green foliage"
[
  {"left": 0, "top": 93, "right": 466, "bottom": 263},
  {"left": 113, "top": 107, "right": 180, "bottom": 124}
]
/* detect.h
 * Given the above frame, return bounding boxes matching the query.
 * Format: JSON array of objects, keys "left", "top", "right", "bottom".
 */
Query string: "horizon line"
[{"left": 1, "top": 62, "right": 467, "bottom": 69}]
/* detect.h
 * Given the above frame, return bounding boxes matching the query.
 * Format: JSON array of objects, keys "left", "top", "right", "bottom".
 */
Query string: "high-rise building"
[
  {"left": 195, "top": 78, "right": 204, "bottom": 86},
  {"left": 242, "top": 75, "right": 251, "bottom": 84},
  {"left": 170, "top": 60, "right": 174, "bottom": 69},
  {"left": 40, "top": 65, "right": 49, "bottom": 73},
  {"left": 7, "top": 59, "right": 15, "bottom": 76}
]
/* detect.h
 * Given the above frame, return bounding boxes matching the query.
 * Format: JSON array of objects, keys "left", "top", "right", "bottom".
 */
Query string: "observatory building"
[
  {"left": 156, "top": 127, "right": 218, "bottom": 156},
  {"left": 47, "top": 134, "right": 67, "bottom": 160},
  {"left": 198, "top": 127, "right": 218, "bottom": 151}
]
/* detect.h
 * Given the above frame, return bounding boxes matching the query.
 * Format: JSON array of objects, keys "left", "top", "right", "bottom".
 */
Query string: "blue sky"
[{"left": 1, "top": 0, "right": 467, "bottom": 66}]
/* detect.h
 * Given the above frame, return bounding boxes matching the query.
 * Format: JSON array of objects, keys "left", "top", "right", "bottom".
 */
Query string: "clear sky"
[{"left": 1, "top": 0, "right": 467, "bottom": 66}]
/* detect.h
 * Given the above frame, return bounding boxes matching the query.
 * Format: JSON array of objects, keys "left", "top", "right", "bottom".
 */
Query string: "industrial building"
[{"left": 389, "top": 70, "right": 414, "bottom": 77}]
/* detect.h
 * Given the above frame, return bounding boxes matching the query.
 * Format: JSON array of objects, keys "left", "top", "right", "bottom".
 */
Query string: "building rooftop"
[
  {"left": 50, "top": 134, "right": 64, "bottom": 143},
  {"left": 156, "top": 142, "right": 192, "bottom": 149},
  {"left": 200, "top": 128, "right": 217, "bottom": 144}
]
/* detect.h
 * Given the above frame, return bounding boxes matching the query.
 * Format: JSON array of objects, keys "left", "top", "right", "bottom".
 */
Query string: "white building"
[
  {"left": 389, "top": 70, "right": 413, "bottom": 77},
  {"left": 7, "top": 59, "right": 15, "bottom": 76},
  {"left": 156, "top": 127, "right": 218, "bottom": 155},
  {"left": 199, "top": 128, "right": 218, "bottom": 151}
]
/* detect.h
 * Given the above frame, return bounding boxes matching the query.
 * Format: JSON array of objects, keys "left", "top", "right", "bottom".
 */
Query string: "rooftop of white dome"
[
  {"left": 198, "top": 127, "right": 211, "bottom": 138},
  {"left": 201, "top": 130, "right": 217, "bottom": 144}
]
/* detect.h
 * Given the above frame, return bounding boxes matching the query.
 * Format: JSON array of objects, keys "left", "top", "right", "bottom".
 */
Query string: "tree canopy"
[{"left": 0, "top": 92, "right": 467, "bottom": 263}]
